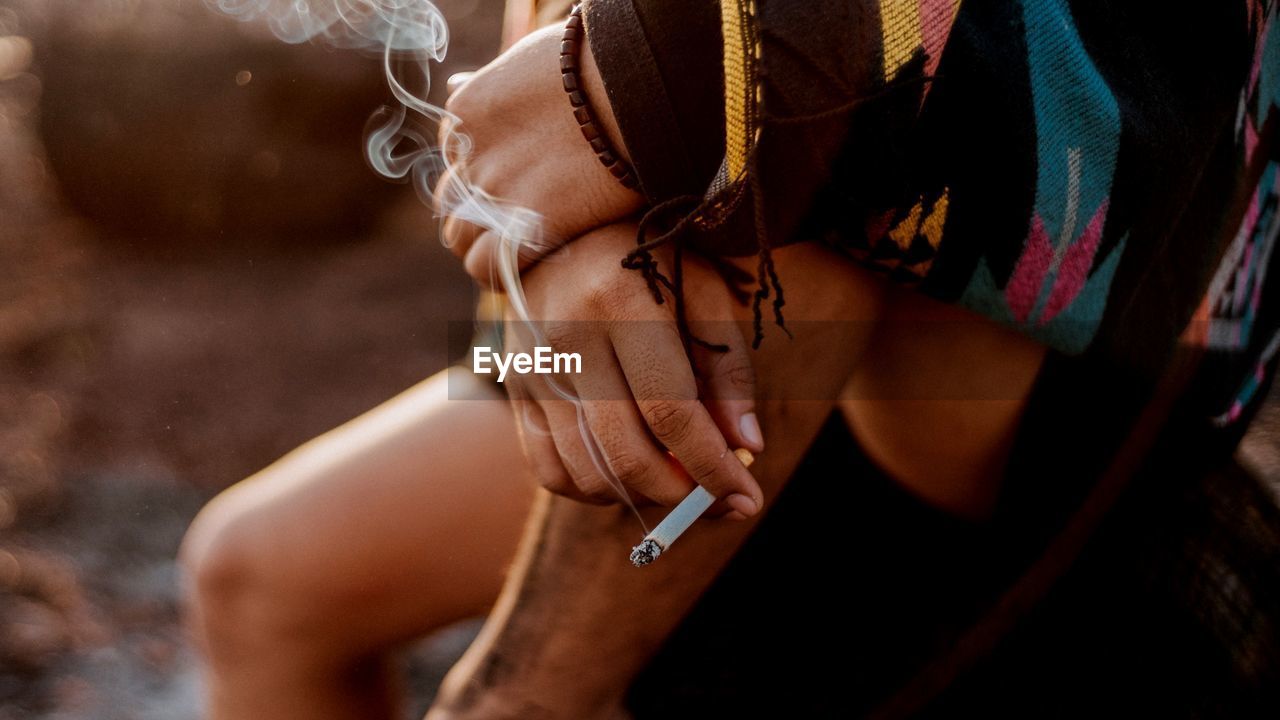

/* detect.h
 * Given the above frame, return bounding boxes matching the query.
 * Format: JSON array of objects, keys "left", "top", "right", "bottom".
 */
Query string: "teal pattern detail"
[{"left": 958, "top": 0, "right": 1126, "bottom": 354}]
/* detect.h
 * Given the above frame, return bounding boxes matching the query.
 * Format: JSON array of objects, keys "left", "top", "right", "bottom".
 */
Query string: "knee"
[{"left": 179, "top": 490, "right": 284, "bottom": 665}]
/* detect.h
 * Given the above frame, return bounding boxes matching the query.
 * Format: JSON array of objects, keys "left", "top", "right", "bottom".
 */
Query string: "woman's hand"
[
  {"left": 438, "top": 24, "right": 644, "bottom": 285},
  {"left": 500, "top": 224, "right": 765, "bottom": 516}
]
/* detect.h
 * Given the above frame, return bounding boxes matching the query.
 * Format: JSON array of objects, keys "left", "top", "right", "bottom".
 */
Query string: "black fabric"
[
  {"left": 627, "top": 412, "right": 1280, "bottom": 718},
  {"left": 627, "top": 414, "right": 1017, "bottom": 718},
  {"left": 927, "top": 407, "right": 1280, "bottom": 718},
  {"left": 583, "top": 0, "right": 723, "bottom": 201}
]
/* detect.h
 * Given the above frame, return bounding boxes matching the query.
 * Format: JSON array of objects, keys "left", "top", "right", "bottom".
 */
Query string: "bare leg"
[
  {"left": 841, "top": 286, "right": 1047, "bottom": 519},
  {"left": 180, "top": 372, "right": 535, "bottom": 720}
]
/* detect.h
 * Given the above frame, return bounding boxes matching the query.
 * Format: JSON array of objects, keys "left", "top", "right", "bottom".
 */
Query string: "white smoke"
[{"left": 209, "top": 0, "right": 647, "bottom": 527}]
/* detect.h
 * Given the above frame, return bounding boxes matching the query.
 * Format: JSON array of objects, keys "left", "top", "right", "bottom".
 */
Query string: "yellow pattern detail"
[
  {"left": 880, "top": 0, "right": 923, "bottom": 81},
  {"left": 720, "top": 0, "right": 754, "bottom": 181},
  {"left": 889, "top": 200, "right": 923, "bottom": 251},
  {"left": 918, "top": 187, "right": 949, "bottom": 249}
]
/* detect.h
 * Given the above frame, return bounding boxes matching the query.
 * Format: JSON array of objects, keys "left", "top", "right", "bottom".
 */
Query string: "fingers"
[
  {"left": 575, "top": 372, "right": 696, "bottom": 506},
  {"left": 610, "top": 322, "right": 764, "bottom": 517},
  {"left": 690, "top": 319, "right": 763, "bottom": 454},
  {"left": 495, "top": 225, "right": 764, "bottom": 515},
  {"left": 509, "top": 323, "right": 701, "bottom": 508},
  {"left": 435, "top": 163, "right": 550, "bottom": 289},
  {"left": 510, "top": 333, "right": 639, "bottom": 506},
  {"left": 434, "top": 163, "right": 478, "bottom": 256},
  {"left": 542, "top": 400, "right": 627, "bottom": 505},
  {"left": 462, "top": 230, "right": 503, "bottom": 288},
  {"left": 509, "top": 393, "right": 596, "bottom": 505},
  {"left": 439, "top": 209, "right": 525, "bottom": 290},
  {"left": 441, "top": 214, "right": 482, "bottom": 259},
  {"left": 441, "top": 212, "right": 504, "bottom": 290}
]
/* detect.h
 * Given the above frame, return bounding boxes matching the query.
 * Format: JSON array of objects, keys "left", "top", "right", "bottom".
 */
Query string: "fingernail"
[
  {"left": 726, "top": 493, "right": 759, "bottom": 517},
  {"left": 724, "top": 510, "right": 748, "bottom": 521},
  {"left": 739, "top": 413, "right": 764, "bottom": 451}
]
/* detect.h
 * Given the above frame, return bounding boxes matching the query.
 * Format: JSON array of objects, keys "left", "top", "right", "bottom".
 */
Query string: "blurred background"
[
  {"left": 0, "top": 0, "right": 504, "bottom": 717},
  {"left": 2, "top": 0, "right": 1280, "bottom": 719}
]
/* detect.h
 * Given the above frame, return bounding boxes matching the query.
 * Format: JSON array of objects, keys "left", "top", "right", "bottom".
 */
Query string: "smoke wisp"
[{"left": 208, "top": 0, "right": 647, "bottom": 528}]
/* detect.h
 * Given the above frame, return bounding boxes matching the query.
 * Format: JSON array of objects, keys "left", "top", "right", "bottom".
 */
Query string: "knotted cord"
[{"left": 614, "top": 0, "right": 938, "bottom": 351}]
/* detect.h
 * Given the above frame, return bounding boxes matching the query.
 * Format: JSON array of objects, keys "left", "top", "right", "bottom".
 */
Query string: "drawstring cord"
[{"left": 616, "top": 16, "right": 934, "bottom": 351}]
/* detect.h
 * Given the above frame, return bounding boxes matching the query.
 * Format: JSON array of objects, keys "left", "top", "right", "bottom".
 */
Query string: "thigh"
[{"left": 193, "top": 370, "right": 535, "bottom": 653}]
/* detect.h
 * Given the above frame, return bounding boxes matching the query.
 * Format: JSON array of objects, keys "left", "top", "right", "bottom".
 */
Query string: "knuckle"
[
  {"left": 436, "top": 111, "right": 458, "bottom": 147},
  {"left": 719, "top": 358, "right": 756, "bottom": 392},
  {"left": 443, "top": 81, "right": 477, "bottom": 120},
  {"left": 681, "top": 448, "right": 724, "bottom": 483},
  {"left": 530, "top": 457, "right": 572, "bottom": 494},
  {"left": 647, "top": 486, "right": 690, "bottom": 508},
  {"left": 607, "top": 450, "right": 650, "bottom": 486},
  {"left": 463, "top": 238, "right": 497, "bottom": 281},
  {"left": 593, "top": 273, "right": 651, "bottom": 317},
  {"left": 585, "top": 276, "right": 625, "bottom": 312},
  {"left": 437, "top": 171, "right": 469, "bottom": 214},
  {"left": 632, "top": 470, "right": 691, "bottom": 507},
  {"left": 542, "top": 323, "right": 583, "bottom": 353},
  {"left": 643, "top": 399, "right": 694, "bottom": 445},
  {"left": 650, "top": 318, "right": 686, "bottom": 347},
  {"left": 576, "top": 475, "right": 618, "bottom": 505},
  {"left": 537, "top": 472, "right": 574, "bottom": 497},
  {"left": 441, "top": 222, "right": 467, "bottom": 255}
]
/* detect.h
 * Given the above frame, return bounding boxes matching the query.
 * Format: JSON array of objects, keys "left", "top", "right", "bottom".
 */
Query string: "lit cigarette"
[{"left": 630, "top": 448, "right": 755, "bottom": 567}]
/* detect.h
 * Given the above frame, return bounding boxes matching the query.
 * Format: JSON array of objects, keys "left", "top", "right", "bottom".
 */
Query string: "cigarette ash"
[{"left": 630, "top": 539, "right": 662, "bottom": 568}]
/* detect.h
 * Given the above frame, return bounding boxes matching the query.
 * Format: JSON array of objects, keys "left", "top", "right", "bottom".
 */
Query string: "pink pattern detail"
[
  {"left": 1041, "top": 200, "right": 1110, "bottom": 325},
  {"left": 920, "top": 0, "right": 959, "bottom": 84},
  {"left": 1005, "top": 214, "right": 1054, "bottom": 323},
  {"left": 1244, "top": 183, "right": 1263, "bottom": 239},
  {"left": 1228, "top": 400, "right": 1244, "bottom": 424},
  {"left": 1246, "top": 114, "right": 1261, "bottom": 162}
]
